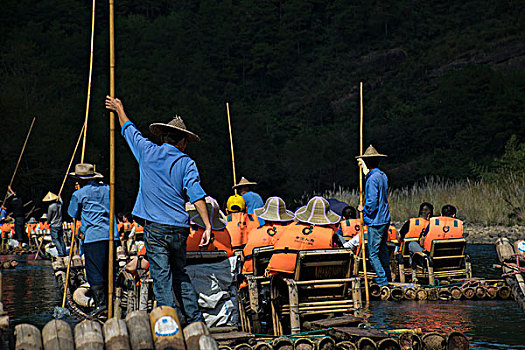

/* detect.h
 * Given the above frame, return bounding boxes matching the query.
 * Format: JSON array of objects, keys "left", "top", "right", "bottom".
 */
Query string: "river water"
[{"left": 1, "top": 245, "right": 524, "bottom": 349}]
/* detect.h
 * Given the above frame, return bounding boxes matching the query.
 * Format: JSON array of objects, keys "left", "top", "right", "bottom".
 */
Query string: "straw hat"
[
  {"left": 186, "top": 197, "right": 227, "bottom": 230},
  {"left": 149, "top": 116, "right": 200, "bottom": 143},
  {"left": 355, "top": 144, "right": 387, "bottom": 158},
  {"left": 41, "top": 213, "right": 47, "bottom": 220},
  {"left": 226, "top": 194, "right": 246, "bottom": 212},
  {"left": 232, "top": 177, "right": 258, "bottom": 190},
  {"left": 294, "top": 196, "right": 341, "bottom": 225},
  {"left": 42, "top": 191, "right": 59, "bottom": 202},
  {"left": 28, "top": 217, "right": 37, "bottom": 224},
  {"left": 68, "top": 163, "right": 103, "bottom": 180},
  {"left": 254, "top": 197, "right": 294, "bottom": 222}
]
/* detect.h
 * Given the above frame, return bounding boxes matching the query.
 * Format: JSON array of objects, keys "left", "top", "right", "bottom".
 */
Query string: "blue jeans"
[
  {"left": 144, "top": 222, "right": 204, "bottom": 324},
  {"left": 408, "top": 241, "right": 424, "bottom": 254},
  {"left": 50, "top": 226, "right": 66, "bottom": 257},
  {"left": 367, "top": 224, "right": 391, "bottom": 286}
]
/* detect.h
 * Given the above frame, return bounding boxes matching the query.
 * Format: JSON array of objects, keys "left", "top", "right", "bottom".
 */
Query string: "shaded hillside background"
[{"left": 1, "top": 0, "right": 524, "bottom": 217}]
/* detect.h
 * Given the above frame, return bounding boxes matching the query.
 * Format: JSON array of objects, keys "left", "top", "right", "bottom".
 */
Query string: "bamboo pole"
[
  {"left": 80, "top": 0, "right": 96, "bottom": 163},
  {"left": 108, "top": 0, "right": 116, "bottom": 319},
  {"left": 62, "top": 222, "right": 77, "bottom": 308},
  {"left": 359, "top": 82, "right": 370, "bottom": 307},
  {"left": 58, "top": 124, "right": 86, "bottom": 197},
  {"left": 1, "top": 117, "right": 36, "bottom": 207},
  {"left": 226, "top": 103, "right": 238, "bottom": 194}
]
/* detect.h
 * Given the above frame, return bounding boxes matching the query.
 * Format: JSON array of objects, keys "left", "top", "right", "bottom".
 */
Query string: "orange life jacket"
[
  {"left": 267, "top": 223, "right": 335, "bottom": 275},
  {"left": 1, "top": 223, "right": 14, "bottom": 239},
  {"left": 132, "top": 221, "right": 144, "bottom": 233},
  {"left": 26, "top": 223, "right": 39, "bottom": 238},
  {"left": 187, "top": 225, "right": 233, "bottom": 257},
  {"left": 423, "top": 217, "right": 463, "bottom": 252},
  {"left": 36, "top": 222, "right": 49, "bottom": 232},
  {"left": 339, "top": 219, "right": 362, "bottom": 238},
  {"left": 242, "top": 223, "right": 290, "bottom": 275},
  {"left": 71, "top": 221, "right": 82, "bottom": 239},
  {"left": 226, "top": 212, "right": 259, "bottom": 250},
  {"left": 405, "top": 218, "right": 430, "bottom": 239},
  {"left": 388, "top": 225, "right": 398, "bottom": 242}
]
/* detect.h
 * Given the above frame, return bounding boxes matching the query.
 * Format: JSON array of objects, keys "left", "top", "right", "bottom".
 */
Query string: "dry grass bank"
[{"left": 322, "top": 175, "right": 525, "bottom": 226}]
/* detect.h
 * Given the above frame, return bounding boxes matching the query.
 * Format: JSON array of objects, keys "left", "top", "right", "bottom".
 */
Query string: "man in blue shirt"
[
  {"left": 68, "top": 163, "right": 116, "bottom": 317},
  {"left": 106, "top": 96, "right": 211, "bottom": 324},
  {"left": 357, "top": 145, "right": 391, "bottom": 286},
  {"left": 233, "top": 177, "right": 265, "bottom": 225}
]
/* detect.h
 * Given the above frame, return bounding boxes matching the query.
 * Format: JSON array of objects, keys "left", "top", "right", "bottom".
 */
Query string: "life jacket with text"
[
  {"left": 405, "top": 218, "right": 430, "bottom": 239},
  {"left": 26, "top": 223, "right": 38, "bottom": 238},
  {"left": 1, "top": 223, "right": 14, "bottom": 239},
  {"left": 388, "top": 225, "right": 398, "bottom": 242},
  {"left": 267, "top": 223, "right": 335, "bottom": 275},
  {"left": 70, "top": 221, "right": 82, "bottom": 240},
  {"left": 423, "top": 217, "right": 464, "bottom": 252},
  {"left": 226, "top": 212, "right": 259, "bottom": 250},
  {"left": 132, "top": 221, "right": 144, "bottom": 234},
  {"left": 242, "top": 222, "right": 290, "bottom": 275},
  {"left": 187, "top": 224, "right": 233, "bottom": 257},
  {"left": 339, "top": 219, "right": 362, "bottom": 238}
]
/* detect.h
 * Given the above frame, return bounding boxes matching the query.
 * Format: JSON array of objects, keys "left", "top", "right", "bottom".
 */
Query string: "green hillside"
[{"left": 1, "top": 0, "right": 524, "bottom": 210}]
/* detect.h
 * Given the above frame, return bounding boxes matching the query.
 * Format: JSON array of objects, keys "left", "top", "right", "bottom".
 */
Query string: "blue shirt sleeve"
[
  {"left": 68, "top": 191, "right": 81, "bottom": 219},
  {"left": 0, "top": 208, "right": 6, "bottom": 221},
  {"left": 183, "top": 159, "right": 207, "bottom": 203},
  {"left": 121, "top": 121, "right": 155, "bottom": 163},
  {"left": 364, "top": 175, "right": 379, "bottom": 218}
]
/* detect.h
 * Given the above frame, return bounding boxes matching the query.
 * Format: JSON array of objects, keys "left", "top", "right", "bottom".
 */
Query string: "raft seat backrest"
[
  {"left": 429, "top": 238, "right": 466, "bottom": 270},
  {"left": 294, "top": 249, "right": 353, "bottom": 282},
  {"left": 186, "top": 250, "right": 228, "bottom": 265},
  {"left": 400, "top": 238, "right": 419, "bottom": 258},
  {"left": 252, "top": 245, "right": 275, "bottom": 277}
]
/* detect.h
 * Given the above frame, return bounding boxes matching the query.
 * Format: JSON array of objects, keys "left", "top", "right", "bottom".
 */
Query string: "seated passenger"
[
  {"left": 225, "top": 194, "right": 259, "bottom": 251},
  {"left": 409, "top": 204, "right": 463, "bottom": 254},
  {"left": 242, "top": 197, "right": 294, "bottom": 275},
  {"left": 398, "top": 202, "right": 433, "bottom": 246},
  {"left": 186, "top": 196, "right": 233, "bottom": 257},
  {"left": 266, "top": 196, "right": 341, "bottom": 275}
]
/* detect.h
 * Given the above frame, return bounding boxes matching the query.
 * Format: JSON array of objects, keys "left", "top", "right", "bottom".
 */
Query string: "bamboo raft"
[
  {"left": 494, "top": 237, "right": 525, "bottom": 313},
  {"left": 9, "top": 313, "right": 469, "bottom": 350}
]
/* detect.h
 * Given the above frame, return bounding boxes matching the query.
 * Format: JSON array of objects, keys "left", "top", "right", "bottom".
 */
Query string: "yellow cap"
[{"left": 227, "top": 194, "right": 246, "bottom": 212}]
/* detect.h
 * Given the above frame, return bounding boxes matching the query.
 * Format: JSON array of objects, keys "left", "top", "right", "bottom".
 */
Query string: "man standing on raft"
[
  {"left": 357, "top": 145, "right": 391, "bottom": 287},
  {"left": 105, "top": 96, "right": 211, "bottom": 324}
]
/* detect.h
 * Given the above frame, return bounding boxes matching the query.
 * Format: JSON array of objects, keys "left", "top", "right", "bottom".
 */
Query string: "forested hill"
[{"left": 1, "top": 0, "right": 524, "bottom": 210}]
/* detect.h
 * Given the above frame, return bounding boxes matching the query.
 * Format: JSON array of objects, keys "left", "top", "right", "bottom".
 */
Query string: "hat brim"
[
  {"left": 253, "top": 206, "right": 295, "bottom": 222},
  {"left": 149, "top": 123, "right": 200, "bottom": 143},
  {"left": 232, "top": 182, "right": 258, "bottom": 189},
  {"left": 68, "top": 172, "right": 104, "bottom": 180},
  {"left": 355, "top": 154, "right": 387, "bottom": 159},
  {"left": 294, "top": 205, "right": 341, "bottom": 225},
  {"left": 187, "top": 203, "right": 227, "bottom": 230}
]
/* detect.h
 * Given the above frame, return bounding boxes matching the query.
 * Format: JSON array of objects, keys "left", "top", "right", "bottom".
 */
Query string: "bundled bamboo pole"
[
  {"left": 358, "top": 82, "right": 370, "bottom": 307},
  {"left": 226, "top": 103, "right": 238, "bottom": 194},
  {"left": 108, "top": 0, "right": 116, "bottom": 319},
  {"left": 1, "top": 117, "right": 36, "bottom": 207}
]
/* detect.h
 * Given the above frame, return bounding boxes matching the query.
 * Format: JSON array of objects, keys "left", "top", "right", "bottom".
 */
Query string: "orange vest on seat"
[
  {"left": 187, "top": 225, "right": 233, "bottom": 257},
  {"left": 405, "top": 218, "right": 430, "bottom": 239},
  {"left": 424, "top": 217, "right": 463, "bottom": 252},
  {"left": 339, "top": 219, "right": 362, "bottom": 238},
  {"left": 1, "top": 223, "right": 14, "bottom": 239},
  {"left": 388, "top": 225, "right": 398, "bottom": 242},
  {"left": 226, "top": 212, "right": 259, "bottom": 250},
  {"left": 242, "top": 223, "right": 290, "bottom": 275},
  {"left": 267, "top": 223, "right": 335, "bottom": 275},
  {"left": 132, "top": 221, "right": 144, "bottom": 233},
  {"left": 26, "top": 223, "right": 38, "bottom": 238}
]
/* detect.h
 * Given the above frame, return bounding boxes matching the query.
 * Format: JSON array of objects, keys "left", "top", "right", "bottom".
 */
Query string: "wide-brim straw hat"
[
  {"left": 254, "top": 197, "right": 294, "bottom": 222},
  {"left": 68, "top": 163, "right": 103, "bottom": 180},
  {"left": 186, "top": 196, "right": 227, "bottom": 230},
  {"left": 42, "top": 191, "right": 59, "bottom": 202},
  {"left": 232, "top": 177, "right": 258, "bottom": 190},
  {"left": 295, "top": 196, "right": 341, "bottom": 225},
  {"left": 355, "top": 144, "right": 387, "bottom": 158},
  {"left": 149, "top": 116, "right": 200, "bottom": 143},
  {"left": 41, "top": 213, "right": 48, "bottom": 220}
]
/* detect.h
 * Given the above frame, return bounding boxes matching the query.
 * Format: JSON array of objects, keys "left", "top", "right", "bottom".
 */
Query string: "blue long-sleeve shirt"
[
  {"left": 0, "top": 208, "right": 6, "bottom": 221},
  {"left": 121, "top": 121, "right": 206, "bottom": 227},
  {"left": 68, "top": 181, "right": 117, "bottom": 243},
  {"left": 242, "top": 191, "right": 265, "bottom": 225},
  {"left": 363, "top": 168, "right": 391, "bottom": 226}
]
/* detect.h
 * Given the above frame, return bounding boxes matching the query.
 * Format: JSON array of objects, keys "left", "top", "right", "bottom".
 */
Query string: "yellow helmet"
[{"left": 227, "top": 194, "right": 246, "bottom": 212}]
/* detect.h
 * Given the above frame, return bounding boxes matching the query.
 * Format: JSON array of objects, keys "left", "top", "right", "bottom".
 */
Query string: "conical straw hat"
[
  {"left": 232, "top": 177, "right": 258, "bottom": 189},
  {"left": 42, "top": 191, "right": 59, "bottom": 202},
  {"left": 294, "top": 196, "right": 341, "bottom": 225},
  {"left": 149, "top": 116, "right": 200, "bottom": 143},
  {"left": 253, "top": 197, "right": 294, "bottom": 222},
  {"left": 186, "top": 196, "right": 227, "bottom": 230},
  {"left": 355, "top": 144, "right": 387, "bottom": 158}
]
